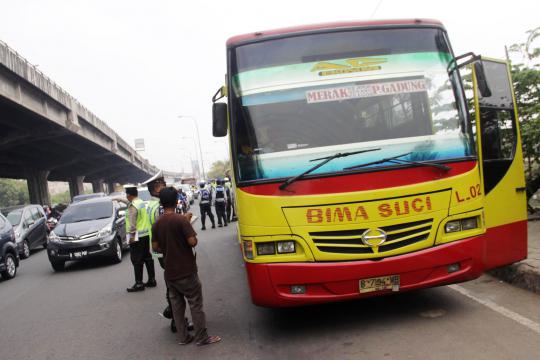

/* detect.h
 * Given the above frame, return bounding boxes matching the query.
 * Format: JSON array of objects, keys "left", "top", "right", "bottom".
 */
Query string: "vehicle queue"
[{"left": 0, "top": 174, "right": 236, "bottom": 281}]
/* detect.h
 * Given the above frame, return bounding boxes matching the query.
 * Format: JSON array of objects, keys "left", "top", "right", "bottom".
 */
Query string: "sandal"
[
  {"left": 196, "top": 335, "right": 222, "bottom": 346},
  {"left": 179, "top": 335, "right": 194, "bottom": 345}
]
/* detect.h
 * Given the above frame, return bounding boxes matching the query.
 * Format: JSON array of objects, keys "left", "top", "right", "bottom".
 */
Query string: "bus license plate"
[
  {"left": 359, "top": 275, "right": 400, "bottom": 293},
  {"left": 70, "top": 250, "right": 88, "bottom": 259}
]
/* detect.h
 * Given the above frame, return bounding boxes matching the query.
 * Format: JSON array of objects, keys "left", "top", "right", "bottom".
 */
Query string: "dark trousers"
[
  {"left": 129, "top": 236, "right": 155, "bottom": 284},
  {"left": 215, "top": 202, "right": 227, "bottom": 225},
  {"left": 167, "top": 273, "right": 209, "bottom": 343},
  {"left": 226, "top": 201, "right": 232, "bottom": 222},
  {"left": 199, "top": 204, "right": 215, "bottom": 227}
]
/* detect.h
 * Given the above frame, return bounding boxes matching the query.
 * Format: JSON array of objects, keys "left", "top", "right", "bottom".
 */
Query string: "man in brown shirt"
[{"left": 151, "top": 187, "right": 221, "bottom": 346}]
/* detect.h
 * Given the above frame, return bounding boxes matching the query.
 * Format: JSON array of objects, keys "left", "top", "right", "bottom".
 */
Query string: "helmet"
[
  {"left": 216, "top": 178, "right": 224, "bottom": 185},
  {"left": 142, "top": 170, "right": 165, "bottom": 193},
  {"left": 199, "top": 181, "right": 206, "bottom": 188},
  {"left": 224, "top": 177, "right": 230, "bottom": 182}
]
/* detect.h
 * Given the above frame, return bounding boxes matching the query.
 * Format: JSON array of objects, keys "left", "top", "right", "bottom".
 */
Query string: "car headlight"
[
  {"left": 98, "top": 223, "right": 113, "bottom": 238},
  {"left": 48, "top": 231, "right": 62, "bottom": 243}
]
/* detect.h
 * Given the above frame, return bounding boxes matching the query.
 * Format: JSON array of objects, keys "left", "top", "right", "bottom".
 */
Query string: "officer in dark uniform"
[
  {"left": 198, "top": 181, "right": 215, "bottom": 230},
  {"left": 214, "top": 179, "right": 228, "bottom": 227}
]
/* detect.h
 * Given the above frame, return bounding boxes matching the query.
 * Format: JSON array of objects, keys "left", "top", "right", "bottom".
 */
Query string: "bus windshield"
[{"left": 229, "top": 28, "right": 474, "bottom": 183}]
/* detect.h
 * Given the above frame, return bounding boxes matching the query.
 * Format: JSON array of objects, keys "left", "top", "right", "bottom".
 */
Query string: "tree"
[
  {"left": 506, "top": 28, "right": 540, "bottom": 195},
  {"left": 0, "top": 179, "right": 29, "bottom": 208},
  {"left": 207, "top": 160, "right": 231, "bottom": 180}
]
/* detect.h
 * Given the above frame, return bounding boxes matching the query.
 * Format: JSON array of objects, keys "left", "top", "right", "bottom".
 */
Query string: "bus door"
[{"left": 472, "top": 57, "right": 527, "bottom": 269}]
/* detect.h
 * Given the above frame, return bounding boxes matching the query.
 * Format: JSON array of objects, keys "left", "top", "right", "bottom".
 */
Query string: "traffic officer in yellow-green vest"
[
  {"left": 125, "top": 185, "right": 156, "bottom": 293},
  {"left": 144, "top": 171, "right": 166, "bottom": 234}
]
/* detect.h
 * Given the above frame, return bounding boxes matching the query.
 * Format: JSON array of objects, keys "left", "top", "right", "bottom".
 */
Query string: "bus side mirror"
[
  {"left": 474, "top": 61, "right": 492, "bottom": 98},
  {"left": 213, "top": 103, "right": 228, "bottom": 137}
]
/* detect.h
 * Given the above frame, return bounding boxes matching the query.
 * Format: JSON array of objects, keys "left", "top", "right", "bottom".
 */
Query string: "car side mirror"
[
  {"left": 212, "top": 103, "right": 228, "bottom": 137},
  {"left": 474, "top": 61, "right": 492, "bottom": 98},
  {"left": 117, "top": 210, "right": 126, "bottom": 217}
]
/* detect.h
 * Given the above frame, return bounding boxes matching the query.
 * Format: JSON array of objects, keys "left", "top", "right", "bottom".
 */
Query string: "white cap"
[{"left": 142, "top": 170, "right": 164, "bottom": 185}]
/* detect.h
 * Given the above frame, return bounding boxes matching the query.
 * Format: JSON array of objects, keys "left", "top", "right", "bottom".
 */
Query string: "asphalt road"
[{"left": 1, "top": 208, "right": 540, "bottom": 360}]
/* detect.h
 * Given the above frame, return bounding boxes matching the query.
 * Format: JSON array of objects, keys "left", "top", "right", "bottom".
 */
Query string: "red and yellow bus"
[{"left": 211, "top": 19, "right": 527, "bottom": 307}]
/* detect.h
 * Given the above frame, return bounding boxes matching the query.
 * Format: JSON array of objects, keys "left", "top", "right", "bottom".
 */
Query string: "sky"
[{"left": 0, "top": 0, "right": 538, "bottom": 174}]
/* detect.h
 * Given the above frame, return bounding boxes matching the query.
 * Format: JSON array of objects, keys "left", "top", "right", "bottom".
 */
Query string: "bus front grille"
[{"left": 310, "top": 219, "right": 433, "bottom": 255}]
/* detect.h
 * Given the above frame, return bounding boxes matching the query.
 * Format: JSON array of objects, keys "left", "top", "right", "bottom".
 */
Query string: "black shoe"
[
  {"left": 201, "top": 226, "right": 206, "bottom": 230},
  {"left": 211, "top": 224, "right": 216, "bottom": 229},
  {"left": 224, "top": 222, "right": 228, "bottom": 227},
  {"left": 162, "top": 306, "right": 172, "bottom": 319},
  {"left": 218, "top": 223, "right": 223, "bottom": 227},
  {"left": 144, "top": 279, "right": 157, "bottom": 288},
  {"left": 126, "top": 283, "right": 145, "bottom": 292}
]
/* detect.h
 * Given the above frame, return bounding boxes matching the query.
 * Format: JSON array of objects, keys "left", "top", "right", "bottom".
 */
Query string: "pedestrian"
[
  {"left": 224, "top": 171, "right": 238, "bottom": 222},
  {"left": 198, "top": 181, "right": 215, "bottom": 230},
  {"left": 224, "top": 178, "right": 233, "bottom": 223},
  {"left": 151, "top": 187, "right": 221, "bottom": 346},
  {"left": 142, "top": 171, "right": 193, "bottom": 333},
  {"left": 125, "top": 185, "right": 156, "bottom": 292},
  {"left": 214, "top": 178, "right": 227, "bottom": 227}
]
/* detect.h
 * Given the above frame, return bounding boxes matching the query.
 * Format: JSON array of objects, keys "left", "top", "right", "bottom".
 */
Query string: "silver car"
[{"left": 6, "top": 205, "right": 48, "bottom": 259}]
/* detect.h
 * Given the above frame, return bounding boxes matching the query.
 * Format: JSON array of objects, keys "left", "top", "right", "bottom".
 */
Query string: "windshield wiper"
[
  {"left": 344, "top": 152, "right": 452, "bottom": 172},
  {"left": 279, "top": 148, "right": 381, "bottom": 190}
]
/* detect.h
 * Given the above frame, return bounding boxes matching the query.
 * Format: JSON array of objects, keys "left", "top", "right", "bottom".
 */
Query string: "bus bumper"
[{"left": 245, "top": 235, "right": 488, "bottom": 307}]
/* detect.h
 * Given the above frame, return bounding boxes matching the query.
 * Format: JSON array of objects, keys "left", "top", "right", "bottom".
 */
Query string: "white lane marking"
[{"left": 449, "top": 284, "right": 540, "bottom": 335}]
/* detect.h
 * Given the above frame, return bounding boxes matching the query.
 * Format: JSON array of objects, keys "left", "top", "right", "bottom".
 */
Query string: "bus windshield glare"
[{"left": 230, "top": 28, "right": 474, "bottom": 183}]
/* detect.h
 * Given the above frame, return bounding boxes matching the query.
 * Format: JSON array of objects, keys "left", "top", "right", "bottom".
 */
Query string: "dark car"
[
  {"left": 72, "top": 192, "right": 107, "bottom": 203},
  {"left": 0, "top": 213, "right": 19, "bottom": 280},
  {"left": 47, "top": 197, "right": 128, "bottom": 271},
  {"left": 6, "top": 205, "right": 48, "bottom": 259}
]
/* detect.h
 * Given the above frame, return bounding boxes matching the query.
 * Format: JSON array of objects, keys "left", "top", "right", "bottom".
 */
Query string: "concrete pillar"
[
  {"left": 106, "top": 180, "right": 116, "bottom": 194},
  {"left": 91, "top": 179, "right": 105, "bottom": 193},
  {"left": 68, "top": 176, "right": 85, "bottom": 199},
  {"left": 26, "top": 170, "right": 51, "bottom": 205}
]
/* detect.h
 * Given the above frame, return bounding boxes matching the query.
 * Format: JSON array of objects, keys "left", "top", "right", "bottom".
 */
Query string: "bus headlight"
[
  {"left": 256, "top": 243, "right": 275, "bottom": 255},
  {"left": 445, "top": 217, "right": 479, "bottom": 233},
  {"left": 445, "top": 220, "right": 461, "bottom": 233},
  {"left": 277, "top": 241, "right": 295, "bottom": 254},
  {"left": 461, "top": 217, "right": 478, "bottom": 230}
]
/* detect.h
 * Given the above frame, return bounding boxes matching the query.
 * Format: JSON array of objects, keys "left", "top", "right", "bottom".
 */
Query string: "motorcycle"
[{"left": 46, "top": 217, "right": 58, "bottom": 234}]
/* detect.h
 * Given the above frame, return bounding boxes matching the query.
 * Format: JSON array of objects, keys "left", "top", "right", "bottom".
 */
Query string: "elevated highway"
[{"left": 0, "top": 40, "right": 179, "bottom": 204}]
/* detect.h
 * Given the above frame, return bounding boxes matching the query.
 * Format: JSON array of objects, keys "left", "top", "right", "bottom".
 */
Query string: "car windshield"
[
  {"left": 230, "top": 27, "right": 473, "bottom": 182},
  {"left": 7, "top": 210, "right": 22, "bottom": 226},
  {"left": 138, "top": 189, "right": 151, "bottom": 201},
  {"left": 59, "top": 202, "right": 113, "bottom": 224}
]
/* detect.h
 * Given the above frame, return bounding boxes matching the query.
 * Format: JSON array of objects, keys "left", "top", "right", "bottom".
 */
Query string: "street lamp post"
[{"left": 178, "top": 115, "right": 206, "bottom": 179}]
